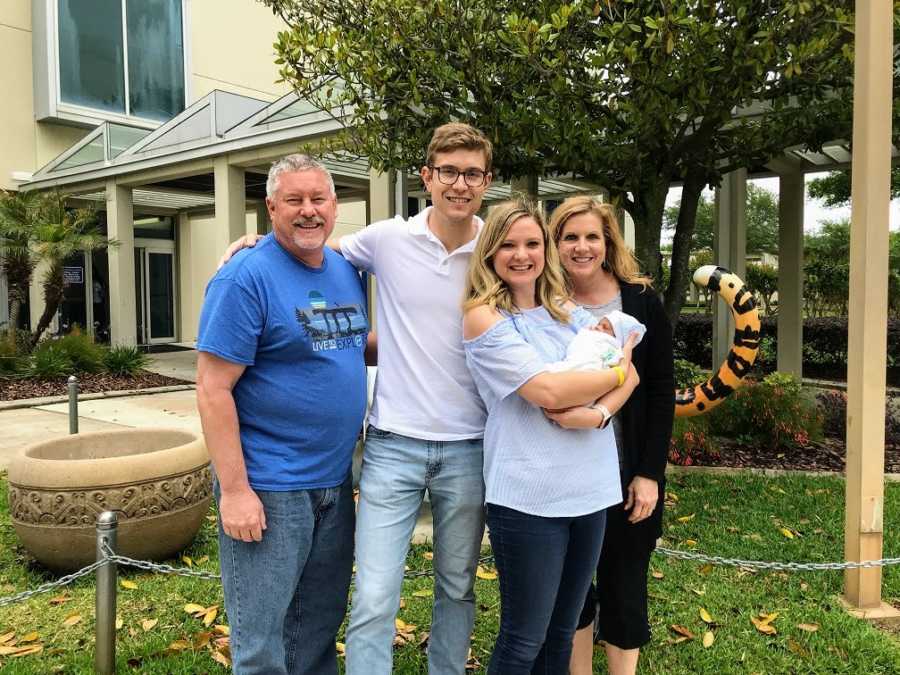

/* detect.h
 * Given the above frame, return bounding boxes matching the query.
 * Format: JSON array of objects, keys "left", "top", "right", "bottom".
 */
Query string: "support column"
[
  {"left": 712, "top": 169, "right": 747, "bottom": 368},
  {"left": 106, "top": 181, "right": 136, "bottom": 346},
  {"left": 843, "top": 0, "right": 893, "bottom": 615},
  {"left": 254, "top": 202, "right": 270, "bottom": 235},
  {"left": 214, "top": 157, "right": 247, "bottom": 252},
  {"left": 176, "top": 212, "right": 192, "bottom": 342},
  {"left": 394, "top": 172, "right": 409, "bottom": 219},
  {"left": 368, "top": 169, "right": 395, "bottom": 224},
  {"left": 777, "top": 172, "right": 805, "bottom": 377}
]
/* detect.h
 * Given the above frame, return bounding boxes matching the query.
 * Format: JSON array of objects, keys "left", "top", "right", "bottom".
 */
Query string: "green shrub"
[
  {"left": 668, "top": 417, "right": 719, "bottom": 466},
  {"left": 709, "top": 372, "right": 822, "bottom": 448},
  {"left": 0, "top": 335, "right": 25, "bottom": 375},
  {"left": 103, "top": 345, "right": 149, "bottom": 376},
  {"left": 55, "top": 327, "right": 106, "bottom": 373},
  {"left": 673, "top": 358, "right": 706, "bottom": 389},
  {"left": 27, "top": 342, "right": 73, "bottom": 379}
]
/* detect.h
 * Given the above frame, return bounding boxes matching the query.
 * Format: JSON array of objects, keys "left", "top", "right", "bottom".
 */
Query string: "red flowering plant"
[{"left": 669, "top": 417, "right": 720, "bottom": 467}]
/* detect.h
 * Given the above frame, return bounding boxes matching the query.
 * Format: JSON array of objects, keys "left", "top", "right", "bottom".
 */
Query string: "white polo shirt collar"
[{"left": 407, "top": 207, "right": 483, "bottom": 275}]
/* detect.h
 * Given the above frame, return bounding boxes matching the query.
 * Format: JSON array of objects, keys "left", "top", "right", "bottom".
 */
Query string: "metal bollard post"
[
  {"left": 95, "top": 511, "right": 118, "bottom": 674},
  {"left": 67, "top": 376, "right": 79, "bottom": 435}
]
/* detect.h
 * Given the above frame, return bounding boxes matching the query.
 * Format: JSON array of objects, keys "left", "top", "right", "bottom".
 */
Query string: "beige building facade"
[{"left": 2, "top": 0, "right": 374, "bottom": 343}]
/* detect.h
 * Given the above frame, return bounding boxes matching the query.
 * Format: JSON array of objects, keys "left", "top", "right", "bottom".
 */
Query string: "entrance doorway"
[{"left": 134, "top": 243, "right": 176, "bottom": 344}]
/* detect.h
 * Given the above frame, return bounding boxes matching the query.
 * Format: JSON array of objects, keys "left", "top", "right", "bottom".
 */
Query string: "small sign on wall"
[{"left": 62, "top": 267, "right": 84, "bottom": 285}]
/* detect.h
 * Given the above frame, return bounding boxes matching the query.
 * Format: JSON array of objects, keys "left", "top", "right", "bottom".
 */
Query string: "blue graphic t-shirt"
[{"left": 197, "top": 234, "right": 368, "bottom": 491}]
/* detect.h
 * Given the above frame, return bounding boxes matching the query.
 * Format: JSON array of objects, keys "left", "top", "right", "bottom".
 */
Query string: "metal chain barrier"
[
  {"left": 0, "top": 559, "right": 108, "bottom": 608},
  {"left": 654, "top": 546, "right": 900, "bottom": 571}
]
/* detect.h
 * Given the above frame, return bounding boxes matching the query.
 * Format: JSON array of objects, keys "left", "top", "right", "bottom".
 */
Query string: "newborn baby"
[{"left": 547, "top": 309, "right": 646, "bottom": 373}]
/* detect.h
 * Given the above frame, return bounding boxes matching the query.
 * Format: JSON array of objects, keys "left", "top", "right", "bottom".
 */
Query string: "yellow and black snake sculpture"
[{"left": 674, "top": 265, "right": 761, "bottom": 418}]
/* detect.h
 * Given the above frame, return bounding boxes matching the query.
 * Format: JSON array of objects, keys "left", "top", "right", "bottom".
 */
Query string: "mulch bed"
[
  {"left": 688, "top": 437, "right": 900, "bottom": 474},
  {"left": 0, "top": 371, "right": 191, "bottom": 402}
]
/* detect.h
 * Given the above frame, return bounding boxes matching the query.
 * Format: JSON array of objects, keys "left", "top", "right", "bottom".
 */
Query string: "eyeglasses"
[{"left": 428, "top": 165, "right": 489, "bottom": 187}]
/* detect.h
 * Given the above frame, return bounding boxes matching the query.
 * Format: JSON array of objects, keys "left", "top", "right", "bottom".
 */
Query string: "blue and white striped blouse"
[{"left": 463, "top": 305, "right": 622, "bottom": 517}]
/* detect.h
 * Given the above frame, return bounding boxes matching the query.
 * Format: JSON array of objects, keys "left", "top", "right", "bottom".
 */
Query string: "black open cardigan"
[{"left": 617, "top": 281, "right": 675, "bottom": 540}]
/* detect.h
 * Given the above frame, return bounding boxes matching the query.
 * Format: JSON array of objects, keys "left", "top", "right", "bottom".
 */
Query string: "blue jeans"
[
  {"left": 215, "top": 474, "right": 355, "bottom": 675},
  {"left": 345, "top": 427, "right": 486, "bottom": 675},
  {"left": 486, "top": 503, "right": 607, "bottom": 674}
]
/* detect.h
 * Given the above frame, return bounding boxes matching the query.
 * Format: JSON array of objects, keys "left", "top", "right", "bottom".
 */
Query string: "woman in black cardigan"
[{"left": 547, "top": 196, "right": 674, "bottom": 675}]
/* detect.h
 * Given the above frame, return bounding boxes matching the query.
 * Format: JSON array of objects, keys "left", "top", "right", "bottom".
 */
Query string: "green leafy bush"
[
  {"left": 55, "top": 327, "right": 106, "bottom": 373},
  {"left": 815, "top": 388, "right": 900, "bottom": 446},
  {"left": 673, "top": 358, "right": 706, "bottom": 389},
  {"left": 668, "top": 417, "right": 719, "bottom": 466},
  {"left": 27, "top": 342, "right": 72, "bottom": 379},
  {"left": 0, "top": 335, "right": 25, "bottom": 375},
  {"left": 708, "top": 372, "right": 822, "bottom": 448},
  {"left": 103, "top": 345, "right": 149, "bottom": 376}
]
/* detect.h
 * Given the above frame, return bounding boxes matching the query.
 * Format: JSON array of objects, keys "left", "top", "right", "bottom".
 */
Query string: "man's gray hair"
[{"left": 266, "top": 154, "right": 336, "bottom": 199}]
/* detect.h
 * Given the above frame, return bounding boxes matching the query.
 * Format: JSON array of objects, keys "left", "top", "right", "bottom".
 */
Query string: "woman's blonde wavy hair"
[
  {"left": 548, "top": 196, "right": 651, "bottom": 290},
  {"left": 463, "top": 199, "right": 571, "bottom": 323}
]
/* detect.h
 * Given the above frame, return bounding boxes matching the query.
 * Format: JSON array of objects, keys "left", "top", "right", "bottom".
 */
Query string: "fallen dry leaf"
[
  {"left": 412, "top": 589, "right": 433, "bottom": 598},
  {"left": 684, "top": 539, "right": 698, "bottom": 547},
  {"left": 703, "top": 631, "right": 715, "bottom": 648},
  {"left": 141, "top": 619, "right": 158, "bottom": 632},
  {"left": 203, "top": 607, "right": 219, "bottom": 627},
  {"left": 670, "top": 624, "right": 695, "bottom": 640},
  {"left": 335, "top": 642, "right": 346, "bottom": 655},
  {"left": 193, "top": 631, "right": 212, "bottom": 649},
  {"left": 4, "top": 644, "right": 42, "bottom": 657},
  {"left": 196, "top": 556, "right": 210, "bottom": 565},
  {"left": 677, "top": 514, "right": 695, "bottom": 523},
  {"left": 165, "top": 639, "right": 193, "bottom": 653},
  {"left": 423, "top": 552, "right": 434, "bottom": 560},
  {"left": 115, "top": 618, "right": 124, "bottom": 630},
  {"left": 62, "top": 614, "right": 82, "bottom": 627},
  {"left": 213, "top": 624, "right": 230, "bottom": 636},
  {"left": 0, "top": 632, "right": 15, "bottom": 645},
  {"left": 120, "top": 580, "right": 138, "bottom": 590},
  {"left": 19, "top": 632, "right": 39, "bottom": 643},
  {"left": 751, "top": 616, "right": 777, "bottom": 635},
  {"left": 476, "top": 566, "right": 498, "bottom": 580},
  {"left": 787, "top": 638, "right": 810, "bottom": 657},
  {"left": 182, "top": 556, "right": 193, "bottom": 567},
  {"left": 651, "top": 570, "right": 664, "bottom": 579},
  {"left": 48, "top": 595, "right": 71, "bottom": 606},
  {"left": 780, "top": 527, "right": 795, "bottom": 540},
  {"left": 699, "top": 608, "right": 713, "bottom": 624},
  {"left": 184, "top": 603, "right": 206, "bottom": 614},
  {"left": 797, "top": 623, "right": 819, "bottom": 633}
]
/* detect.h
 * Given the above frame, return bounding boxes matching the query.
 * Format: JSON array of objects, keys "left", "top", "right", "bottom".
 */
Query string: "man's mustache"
[{"left": 292, "top": 217, "right": 325, "bottom": 227}]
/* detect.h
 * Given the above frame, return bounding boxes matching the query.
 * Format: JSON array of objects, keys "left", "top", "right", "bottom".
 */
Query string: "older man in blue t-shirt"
[{"left": 196, "top": 155, "right": 368, "bottom": 675}]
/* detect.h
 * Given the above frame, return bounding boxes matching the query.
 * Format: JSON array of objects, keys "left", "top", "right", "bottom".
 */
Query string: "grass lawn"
[{"left": 1, "top": 470, "right": 899, "bottom": 673}]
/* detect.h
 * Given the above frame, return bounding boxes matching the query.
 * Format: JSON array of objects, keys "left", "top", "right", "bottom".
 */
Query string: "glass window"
[
  {"left": 126, "top": 0, "right": 185, "bottom": 121},
  {"left": 56, "top": 134, "right": 105, "bottom": 170},
  {"left": 56, "top": 0, "right": 184, "bottom": 121},
  {"left": 57, "top": 0, "right": 126, "bottom": 114}
]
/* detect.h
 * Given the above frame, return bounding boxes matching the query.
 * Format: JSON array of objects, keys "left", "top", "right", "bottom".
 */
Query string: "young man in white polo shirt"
[
  {"left": 220, "top": 124, "right": 494, "bottom": 674},
  {"left": 341, "top": 124, "right": 493, "bottom": 675}
]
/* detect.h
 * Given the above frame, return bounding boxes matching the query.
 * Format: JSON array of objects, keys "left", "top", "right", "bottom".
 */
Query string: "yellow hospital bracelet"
[{"left": 612, "top": 365, "right": 625, "bottom": 387}]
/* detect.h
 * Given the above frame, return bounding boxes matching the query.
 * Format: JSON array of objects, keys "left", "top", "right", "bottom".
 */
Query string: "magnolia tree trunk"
[{"left": 664, "top": 173, "right": 706, "bottom": 328}]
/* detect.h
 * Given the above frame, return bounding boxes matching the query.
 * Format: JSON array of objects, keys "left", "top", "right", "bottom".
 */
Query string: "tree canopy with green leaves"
[
  {"left": 807, "top": 168, "right": 900, "bottom": 208},
  {"left": 262, "top": 0, "right": 896, "bottom": 324}
]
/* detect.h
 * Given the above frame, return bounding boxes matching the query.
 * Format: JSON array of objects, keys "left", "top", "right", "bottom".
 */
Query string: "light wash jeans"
[
  {"left": 215, "top": 474, "right": 355, "bottom": 675},
  {"left": 345, "top": 426, "right": 486, "bottom": 675}
]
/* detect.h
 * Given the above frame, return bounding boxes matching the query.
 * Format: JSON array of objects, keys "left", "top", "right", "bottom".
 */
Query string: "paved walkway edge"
[{"left": 0, "top": 384, "right": 196, "bottom": 412}]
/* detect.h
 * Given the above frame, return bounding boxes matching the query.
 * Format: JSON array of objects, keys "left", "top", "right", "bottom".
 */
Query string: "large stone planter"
[{"left": 7, "top": 429, "right": 212, "bottom": 573}]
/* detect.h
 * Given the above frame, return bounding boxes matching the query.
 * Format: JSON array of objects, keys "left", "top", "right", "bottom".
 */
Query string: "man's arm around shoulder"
[{"left": 196, "top": 352, "right": 267, "bottom": 542}]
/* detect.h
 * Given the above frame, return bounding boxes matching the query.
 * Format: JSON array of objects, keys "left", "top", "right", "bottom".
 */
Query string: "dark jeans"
[
  {"left": 486, "top": 503, "right": 607, "bottom": 674},
  {"left": 215, "top": 474, "right": 355, "bottom": 675}
]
